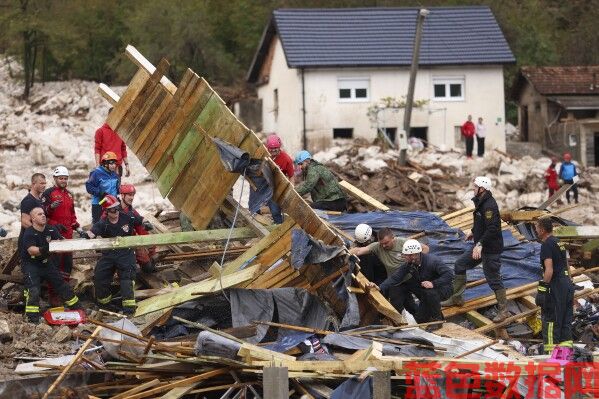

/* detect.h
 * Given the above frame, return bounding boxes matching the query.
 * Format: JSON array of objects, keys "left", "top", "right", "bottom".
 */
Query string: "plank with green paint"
[
  {"left": 48, "top": 227, "right": 272, "bottom": 253},
  {"left": 554, "top": 226, "right": 599, "bottom": 239}
]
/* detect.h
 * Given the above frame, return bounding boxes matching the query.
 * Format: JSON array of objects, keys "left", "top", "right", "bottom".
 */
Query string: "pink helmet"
[{"left": 266, "top": 134, "right": 282, "bottom": 150}]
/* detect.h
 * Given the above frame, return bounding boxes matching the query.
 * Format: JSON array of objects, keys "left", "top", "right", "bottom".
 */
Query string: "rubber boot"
[
  {"left": 441, "top": 274, "right": 466, "bottom": 307},
  {"left": 493, "top": 288, "right": 509, "bottom": 322}
]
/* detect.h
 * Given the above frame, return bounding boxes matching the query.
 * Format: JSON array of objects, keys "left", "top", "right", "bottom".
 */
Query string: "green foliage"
[{"left": 0, "top": 0, "right": 598, "bottom": 95}]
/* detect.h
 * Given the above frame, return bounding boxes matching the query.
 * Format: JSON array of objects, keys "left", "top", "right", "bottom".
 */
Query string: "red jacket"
[
  {"left": 544, "top": 167, "right": 560, "bottom": 190},
  {"left": 274, "top": 151, "right": 295, "bottom": 179},
  {"left": 461, "top": 121, "right": 476, "bottom": 138},
  {"left": 95, "top": 123, "right": 127, "bottom": 165},
  {"left": 42, "top": 187, "right": 79, "bottom": 239}
]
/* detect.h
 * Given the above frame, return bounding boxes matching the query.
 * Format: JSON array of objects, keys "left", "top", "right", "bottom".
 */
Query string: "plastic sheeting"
[{"left": 328, "top": 211, "right": 542, "bottom": 301}]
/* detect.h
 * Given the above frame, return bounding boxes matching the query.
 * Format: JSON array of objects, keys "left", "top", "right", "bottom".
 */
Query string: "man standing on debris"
[
  {"left": 264, "top": 134, "right": 294, "bottom": 223},
  {"left": 369, "top": 240, "right": 453, "bottom": 331},
  {"left": 353, "top": 224, "right": 387, "bottom": 285},
  {"left": 95, "top": 110, "right": 130, "bottom": 177},
  {"left": 19, "top": 173, "right": 46, "bottom": 253},
  {"left": 116, "top": 184, "right": 156, "bottom": 273},
  {"left": 294, "top": 150, "right": 347, "bottom": 212},
  {"left": 84, "top": 194, "right": 142, "bottom": 315},
  {"left": 544, "top": 157, "right": 560, "bottom": 198},
  {"left": 461, "top": 115, "right": 476, "bottom": 159},
  {"left": 475, "top": 117, "right": 486, "bottom": 158},
  {"left": 21, "top": 207, "right": 81, "bottom": 323},
  {"left": 42, "top": 166, "right": 81, "bottom": 304},
  {"left": 559, "top": 152, "right": 578, "bottom": 204},
  {"left": 442, "top": 176, "right": 507, "bottom": 322},
  {"left": 86, "top": 151, "right": 120, "bottom": 223},
  {"left": 535, "top": 217, "right": 574, "bottom": 353}
]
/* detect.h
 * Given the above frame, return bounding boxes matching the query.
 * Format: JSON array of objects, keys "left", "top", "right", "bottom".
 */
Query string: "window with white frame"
[
  {"left": 338, "top": 78, "right": 370, "bottom": 101},
  {"left": 433, "top": 77, "right": 464, "bottom": 101}
]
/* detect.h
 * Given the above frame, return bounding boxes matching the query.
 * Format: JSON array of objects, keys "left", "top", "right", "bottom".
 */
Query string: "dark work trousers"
[
  {"left": 311, "top": 198, "right": 347, "bottom": 212},
  {"left": 359, "top": 253, "right": 387, "bottom": 286},
  {"left": 92, "top": 204, "right": 103, "bottom": 224},
  {"left": 564, "top": 180, "right": 579, "bottom": 204},
  {"left": 455, "top": 251, "right": 504, "bottom": 290},
  {"left": 388, "top": 285, "right": 451, "bottom": 323},
  {"left": 542, "top": 275, "right": 574, "bottom": 353},
  {"left": 22, "top": 260, "right": 79, "bottom": 319},
  {"left": 476, "top": 136, "right": 485, "bottom": 157},
  {"left": 94, "top": 250, "right": 137, "bottom": 310},
  {"left": 465, "top": 137, "right": 474, "bottom": 157},
  {"left": 267, "top": 199, "right": 283, "bottom": 224},
  {"left": 47, "top": 253, "right": 73, "bottom": 305}
]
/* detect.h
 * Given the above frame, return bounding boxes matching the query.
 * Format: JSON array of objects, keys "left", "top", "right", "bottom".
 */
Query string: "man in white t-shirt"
[{"left": 476, "top": 117, "right": 486, "bottom": 157}]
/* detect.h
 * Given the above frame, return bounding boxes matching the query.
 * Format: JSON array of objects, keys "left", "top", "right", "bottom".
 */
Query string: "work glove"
[
  {"left": 77, "top": 228, "right": 90, "bottom": 239},
  {"left": 535, "top": 281, "right": 549, "bottom": 307},
  {"left": 55, "top": 224, "right": 67, "bottom": 233},
  {"left": 72, "top": 222, "right": 80, "bottom": 230},
  {"left": 142, "top": 220, "right": 154, "bottom": 231},
  {"left": 50, "top": 199, "right": 62, "bottom": 209},
  {"left": 0, "top": 227, "right": 7, "bottom": 237}
]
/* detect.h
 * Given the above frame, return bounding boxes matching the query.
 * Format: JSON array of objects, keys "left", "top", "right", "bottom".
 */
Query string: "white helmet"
[
  {"left": 354, "top": 223, "right": 373, "bottom": 243},
  {"left": 474, "top": 176, "right": 492, "bottom": 191},
  {"left": 402, "top": 239, "right": 422, "bottom": 255},
  {"left": 53, "top": 166, "right": 69, "bottom": 177}
]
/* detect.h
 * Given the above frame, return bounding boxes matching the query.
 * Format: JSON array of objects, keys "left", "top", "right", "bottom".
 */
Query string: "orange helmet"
[
  {"left": 101, "top": 151, "right": 118, "bottom": 163},
  {"left": 99, "top": 194, "right": 119, "bottom": 209},
  {"left": 120, "top": 184, "right": 136, "bottom": 194}
]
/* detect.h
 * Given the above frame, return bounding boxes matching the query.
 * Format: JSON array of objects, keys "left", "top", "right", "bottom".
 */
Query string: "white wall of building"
[{"left": 257, "top": 37, "right": 507, "bottom": 155}]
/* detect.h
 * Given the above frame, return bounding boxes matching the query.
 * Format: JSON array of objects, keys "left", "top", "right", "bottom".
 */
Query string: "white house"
[{"left": 246, "top": 7, "right": 515, "bottom": 154}]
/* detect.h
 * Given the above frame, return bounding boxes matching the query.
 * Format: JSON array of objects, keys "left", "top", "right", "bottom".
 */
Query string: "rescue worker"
[
  {"left": 559, "top": 152, "right": 578, "bottom": 204},
  {"left": 42, "top": 166, "right": 81, "bottom": 305},
  {"left": 21, "top": 207, "right": 81, "bottom": 323},
  {"left": 19, "top": 173, "right": 46, "bottom": 254},
  {"left": 353, "top": 223, "right": 387, "bottom": 285},
  {"left": 544, "top": 157, "right": 560, "bottom": 198},
  {"left": 535, "top": 216, "right": 574, "bottom": 353},
  {"left": 369, "top": 240, "right": 453, "bottom": 331},
  {"left": 95, "top": 110, "right": 130, "bottom": 177},
  {"left": 442, "top": 176, "right": 507, "bottom": 323},
  {"left": 85, "top": 194, "right": 142, "bottom": 315},
  {"left": 294, "top": 150, "right": 347, "bottom": 212},
  {"left": 86, "top": 151, "right": 120, "bottom": 223},
  {"left": 263, "top": 134, "right": 295, "bottom": 224},
  {"left": 116, "top": 184, "right": 156, "bottom": 273}
]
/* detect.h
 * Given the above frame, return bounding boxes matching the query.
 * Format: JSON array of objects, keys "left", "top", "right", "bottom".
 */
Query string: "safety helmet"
[
  {"left": 266, "top": 134, "right": 282, "bottom": 150},
  {"left": 120, "top": 184, "right": 136, "bottom": 195},
  {"left": 99, "top": 194, "right": 119, "bottom": 209},
  {"left": 354, "top": 224, "right": 373, "bottom": 244},
  {"left": 563, "top": 152, "right": 572, "bottom": 162},
  {"left": 294, "top": 150, "right": 312, "bottom": 164},
  {"left": 52, "top": 166, "right": 69, "bottom": 177},
  {"left": 402, "top": 239, "right": 423, "bottom": 255},
  {"left": 101, "top": 151, "right": 118, "bottom": 162},
  {"left": 473, "top": 176, "right": 492, "bottom": 191}
]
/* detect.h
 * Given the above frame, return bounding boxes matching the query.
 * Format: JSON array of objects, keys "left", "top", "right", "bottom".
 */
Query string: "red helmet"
[
  {"left": 563, "top": 152, "right": 572, "bottom": 162},
  {"left": 120, "top": 184, "right": 136, "bottom": 194},
  {"left": 99, "top": 194, "right": 119, "bottom": 209},
  {"left": 266, "top": 134, "right": 282, "bottom": 150}
]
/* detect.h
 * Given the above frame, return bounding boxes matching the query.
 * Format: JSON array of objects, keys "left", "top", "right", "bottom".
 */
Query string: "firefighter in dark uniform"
[
  {"left": 535, "top": 217, "right": 574, "bottom": 353},
  {"left": 21, "top": 207, "right": 81, "bottom": 323},
  {"left": 442, "top": 176, "right": 507, "bottom": 322},
  {"left": 369, "top": 239, "right": 453, "bottom": 331},
  {"left": 85, "top": 194, "right": 142, "bottom": 315}
]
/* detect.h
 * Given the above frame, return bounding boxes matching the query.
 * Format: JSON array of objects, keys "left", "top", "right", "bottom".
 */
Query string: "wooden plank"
[
  {"left": 465, "top": 311, "right": 494, "bottom": 328},
  {"left": 263, "top": 366, "right": 289, "bottom": 399},
  {"left": 97, "top": 83, "right": 119, "bottom": 106},
  {"left": 124, "top": 368, "right": 228, "bottom": 399},
  {"left": 106, "top": 68, "right": 150, "bottom": 131},
  {"left": 339, "top": 180, "right": 390, "bottom": 211},
  {"left": 538, "top": 179, "right": 577, "bottom": 210},
  {"left": 125, "top": 45, "right": 177, "bottom": 94},
  {"left": 554, "top": 225, "right": 599, "bottom": 239},
  {"left": 500, "top": 210, "right": 548, "bottom": 222},
  {"left": 111, "top": 379, "right": 162, "bottom": 399},
  {"left": 49, "top": 227, "right": 264, "bottom": 253},
  {"left": 238, "top": 343, "right": 295, "bottom": 362},
  {"left": 134, "top": 264, "right": 261, "bottom": 316},
  {"left": 225, "top": 195, "right": 270, "bottom": 237},
  {"left": 158, "top": 382, "right": 201, "bottom": 399}
]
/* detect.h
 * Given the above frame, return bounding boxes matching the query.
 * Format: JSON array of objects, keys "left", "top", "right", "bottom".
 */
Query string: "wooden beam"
[
  {"left": 554, "top": 225, "right": 599, "bottom": 239},
  {"left": 465, "top": 311, "right": 494, "bottom": 328},
  {"left": 538, "top": 179, "right": 577, "bottom": 210},
  {"left": 500, "top": 210, "right": 548, "bottom": 223},
  {"left": 125, "top": 44, "right": 177, "bottom": 94},
  {"left": 97, "top": 83, "right": 120, "bottom": 106},
  {"left": 339, "top": 180, "right": 390, "bottom": 211},
  {"left": 224, "top": 195, "right": 270, "bottom": 237},
  {"left": 49, "top": 227, "right": 268, "bottom": 253}
]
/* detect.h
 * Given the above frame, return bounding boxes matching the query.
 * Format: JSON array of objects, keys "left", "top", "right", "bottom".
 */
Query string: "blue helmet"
[{"left": 294, "top": 150, "right": 312, "bottom": 164}]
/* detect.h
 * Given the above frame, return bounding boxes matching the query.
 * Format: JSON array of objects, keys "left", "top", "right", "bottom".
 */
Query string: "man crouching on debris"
[
  {"left": 442, "top": 176, "right": 507, "bottom": 322},
  {"left": 294, "top": 150, "right": 347, "bottom": 212},
  {"left": 535, "top": 217, "right": 574, "bottom": 353},
  {"left": 84, "top": 194, "right": 142, "bottom": 315},
  {"left": 22, "top": 207, "right": 81, "bottom": 323},
  {"left": 367, "top": 239, "right": 453, "bottom": 331}
]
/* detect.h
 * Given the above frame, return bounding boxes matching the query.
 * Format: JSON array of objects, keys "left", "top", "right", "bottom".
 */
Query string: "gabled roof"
[
  {"left": 517, "top": 66, "right": 599, "bottom": 96},
  {"left": 247, "top": 6, "right": 515, "bottom": 83}
]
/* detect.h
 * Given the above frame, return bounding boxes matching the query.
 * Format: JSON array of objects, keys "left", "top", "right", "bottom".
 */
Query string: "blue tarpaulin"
[{"left": 328, "top": 211, "right": 542, "bottom": 301}]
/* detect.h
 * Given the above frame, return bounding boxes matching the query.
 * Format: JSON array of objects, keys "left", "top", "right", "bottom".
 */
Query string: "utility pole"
[{"left": 400, "top": 8, "right": 429, "bottom": 166}]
